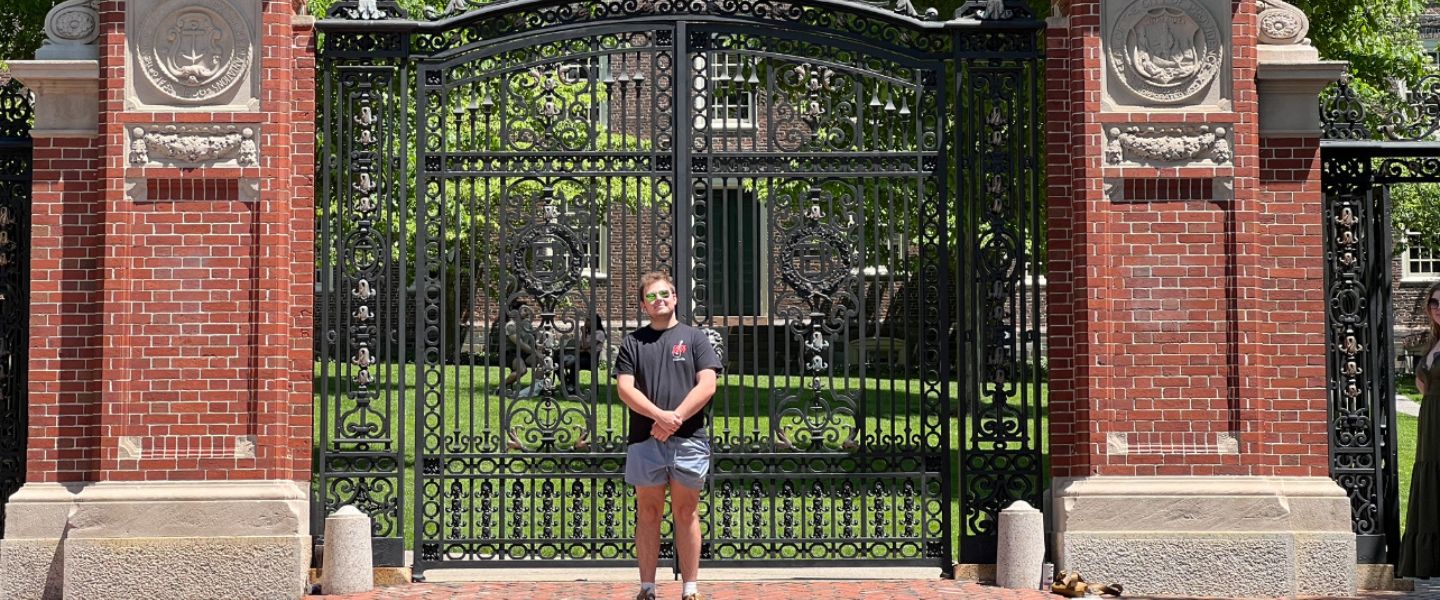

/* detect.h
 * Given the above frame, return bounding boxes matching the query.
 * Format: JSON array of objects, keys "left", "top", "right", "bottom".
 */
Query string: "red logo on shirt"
[{"left": 672, "top": 340, "right": 687, "bottom": 361}]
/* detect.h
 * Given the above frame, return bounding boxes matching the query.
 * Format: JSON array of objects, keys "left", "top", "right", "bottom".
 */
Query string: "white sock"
[
  {"left": 683, "top": 581, "right": 698, "bottom": 596},
  {"left": 640, "top": 582, "right": 656, "bottom": 595}
]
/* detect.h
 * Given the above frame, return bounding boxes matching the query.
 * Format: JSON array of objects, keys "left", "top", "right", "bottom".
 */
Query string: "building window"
[
  {"left": 706, "top": 52, "right": 755, "bottom": 129},
  {"left": 584, "top": 221, "right": 608, "bottom": 278},
  {"left": 1404, "top": 233, "right": 1440, "bottom": 281},
  {"left": 705, "top": 183, "right": 764, "bottom": 315},
  {"left": 562, "top": 209, "right": 608, "bottom": 279}
]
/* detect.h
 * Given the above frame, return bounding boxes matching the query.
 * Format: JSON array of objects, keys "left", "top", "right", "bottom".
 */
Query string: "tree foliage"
[
  {"left": 1294, "top": 0, "right": 1432, "bottom": 90},
  {"left": 1333, "top": 0, "right": 1440, "bottom": 252},
  {"left": 0, "top": 0, "right": 55, "bottom": 64},
  {"left": 1392, "top": 183, "right": 1440, "bottom": 252}
]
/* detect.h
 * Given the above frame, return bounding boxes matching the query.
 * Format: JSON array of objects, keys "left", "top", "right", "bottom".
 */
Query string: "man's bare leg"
[
  {"left": 671, "top": 481, "right": 702, "bottom": 585},
  {"left": 635, "top": 484, "right": 668, "bottom": 585}
]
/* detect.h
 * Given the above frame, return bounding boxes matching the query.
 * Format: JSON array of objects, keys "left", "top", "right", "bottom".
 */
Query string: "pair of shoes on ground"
[
  {"left": 634, "top": 591, "right": 702, "bottom": 600},
  {"left": 1050, "top": 570, "right": 1122, "bottom": 597}
]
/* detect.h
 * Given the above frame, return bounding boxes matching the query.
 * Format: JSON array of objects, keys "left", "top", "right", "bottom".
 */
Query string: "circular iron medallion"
[
  {"left": 779, "top": 219, "right": 856, "bottom": 301},
  {"left": 506, "top": 222, "right": 586, "bottom": 301}
]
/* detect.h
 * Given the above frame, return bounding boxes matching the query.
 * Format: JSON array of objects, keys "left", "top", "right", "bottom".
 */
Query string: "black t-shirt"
[{"left": 614, "top": 323, "right": 723, "bottom": 444}]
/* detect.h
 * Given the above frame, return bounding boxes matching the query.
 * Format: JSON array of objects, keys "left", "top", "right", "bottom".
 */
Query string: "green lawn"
[
  {"left": 1399, "top": 413, "right": 1419, "bottom": 533},
  {"left": 313, "top": 360, "right": 1048, "bottom": 562},
  {"left": 1397, "top": 376, "right": 1422, "bottom": 402}
]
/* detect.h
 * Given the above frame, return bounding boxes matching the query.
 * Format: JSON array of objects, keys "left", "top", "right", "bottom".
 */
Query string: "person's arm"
[
  {"left": 662, "top": 328, "right": 723, "bottom": 430},
  {"left": 650, "top": 368, "right": 716, "bottom": 442},
  {"left": 672, "top": 368, "right": 718, "bottom": 423},
  {"left": 617, "top": 374, "right": 668, "bottom": 422},
  {"left": 1418, "top": 367, "right": 1428, "bottom": 396}
]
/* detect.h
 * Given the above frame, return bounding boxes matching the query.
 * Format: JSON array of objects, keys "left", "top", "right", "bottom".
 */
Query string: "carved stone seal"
[
  {"left": 135, "top": 0, "right": 253, "bottom": 104},
  {"left": 1109, "top": 0, "right": 1223, "bottom": 104}
]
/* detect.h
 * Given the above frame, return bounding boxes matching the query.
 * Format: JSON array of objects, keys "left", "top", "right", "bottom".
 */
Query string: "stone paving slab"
[
  {"left": 1397, "top": 395, "right": 1422, "bottom": 417},
  {"left": 315, "top": 578, "right": 1440, "bottom": 600}
]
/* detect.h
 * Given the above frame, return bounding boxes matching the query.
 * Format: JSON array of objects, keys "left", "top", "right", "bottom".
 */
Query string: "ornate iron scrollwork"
[
  {"left": 0, "top": 75, "right": 32, "bottom": 538},
  {"left": 497, "top": 184, "right": 594, "bottom": 453},
  {"left": 956, "top": 65, "right": 1043, "bottom": 559},
  {"left": 774, "top": 184, "right": 860, "bottom": 452},
  {"left": 1319, "top": 146, "right": 1399, "bottom": 563},
  {"left": 1321, "top": 69, "right": 1440, "bottom": 142},
  {"left": 312, "top": 63, "right": 406, "bottom": 564},
  {"left": 316, "top": 0, "right": 1041, "bottom": 576},
  {"left": 505, "top": 188, "right": 587, "bottom": 306},
  {"left": 1321, "top": 77, "right": 1368, "bottom": 140}
]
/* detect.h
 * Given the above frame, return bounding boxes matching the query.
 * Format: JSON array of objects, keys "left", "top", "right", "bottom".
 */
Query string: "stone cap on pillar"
[
  {"left": 6, "top": 61, "right": 100, "bottom": 137},
  {"left": 37, "top": 0, "right": 101, "bottom": 60},
  {"left": 5, "top": 0, "right": 102, "bottom": 137},
  {"left": 1254, "top": 0, "right": 1346, "bottom": 137}
]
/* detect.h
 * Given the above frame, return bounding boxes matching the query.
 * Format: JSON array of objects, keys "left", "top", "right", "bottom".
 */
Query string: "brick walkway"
[{"left": 318, "top": 578, "right": 1440, "bottom": 600}]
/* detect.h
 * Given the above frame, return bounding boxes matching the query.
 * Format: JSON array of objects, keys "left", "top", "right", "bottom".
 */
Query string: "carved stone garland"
[
  {"left": 128, "top": 124, "right": 258, "bottom": 167},
  {"left": 1104, "top": 124, "right": 1231, "bottom": 165}
]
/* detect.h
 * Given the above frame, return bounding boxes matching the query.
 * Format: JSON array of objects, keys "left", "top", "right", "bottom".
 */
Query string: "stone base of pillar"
[
  {"left": 1050, "top": 476, "right": 1355, "bottom": 598},
  {"left": 1, "top": 481, "right": 311, "bottom": 600}
]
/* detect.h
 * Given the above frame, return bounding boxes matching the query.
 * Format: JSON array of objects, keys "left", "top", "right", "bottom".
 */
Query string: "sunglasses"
[
  {"left": 644, "top": 289, "right": 673, "bottom": 302},
  {"left": 1430, "top": 298, "right": 1440, "bottom": 308}
]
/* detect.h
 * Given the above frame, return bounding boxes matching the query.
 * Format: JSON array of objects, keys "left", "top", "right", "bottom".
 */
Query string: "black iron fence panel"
[
  {"left": 312, "top": 59, "right": 412, "bottom": 564},
  {"left": 314, "top": 0, "right": 1043, "bottom": 577},
  {"left": 0, "top": 75, "right": 33, "bottom": 538},
  {"left": 1320, "top": 73, "right": 1440, "bottom": 564},
  {"left": 954, "top": 59, "right": 1044, "bottom": 561},
  {"left": 1320, "top": 151, "right": 1398, "bottom": 564}
]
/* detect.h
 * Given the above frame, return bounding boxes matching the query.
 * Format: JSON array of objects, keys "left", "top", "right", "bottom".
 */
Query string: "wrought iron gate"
[
  {"left": 313, "top": 0, "right": 1043, "bottom": 577},
  {"left": 1321, "top": 74, "right": 1440, "bottom": 564},
  {"left": 0, "top": 75, "right": 34, "bottom": 537}
]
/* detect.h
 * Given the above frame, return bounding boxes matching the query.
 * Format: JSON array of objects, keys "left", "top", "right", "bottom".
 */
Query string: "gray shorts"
[{"left": 624, "top": 436, "right": 711, "bottom": 490}]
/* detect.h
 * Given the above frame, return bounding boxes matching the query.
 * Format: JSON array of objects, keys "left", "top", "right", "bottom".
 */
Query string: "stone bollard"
[
  {"left": 322, "top": 505, "right": 374, "bottom": 595},
  {"left": 995, "top": 500, "right": 1045, "bottom": 590}
]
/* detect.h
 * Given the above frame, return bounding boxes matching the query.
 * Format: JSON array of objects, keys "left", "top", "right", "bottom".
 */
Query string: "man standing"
[{"left": 615, "top": 271, "right": 722, "bottom": 600}]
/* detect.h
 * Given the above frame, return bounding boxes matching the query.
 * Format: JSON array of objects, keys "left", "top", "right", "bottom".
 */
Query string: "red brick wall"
[
  {"left": 1044, "top": 18, "right": 1084, "bottom": 477},
  {"left": 1254, "top": 136, "right": 1329, "bottom": 476},
  {"left": 290, "top": 15, "right": 317, "bottom": 484},
  {"left": 24, "top": 0, "right": 315, "bottom": 482},
  {"left": 1047, "top": 0, "right": 1327, "bottom": 477},
  {"left": 26, "top": 135, "right": 104, "bottom": 483}
]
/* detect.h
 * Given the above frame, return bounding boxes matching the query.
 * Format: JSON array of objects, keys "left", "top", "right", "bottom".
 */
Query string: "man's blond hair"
[{"left": 638, "top": 270, "right": 675, "bottom": 301}]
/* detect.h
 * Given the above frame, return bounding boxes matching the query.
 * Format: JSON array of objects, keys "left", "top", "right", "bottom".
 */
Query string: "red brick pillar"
[
  {"left": 3, "top": 0, "right": 316, "bottom": 597},
  {"left": 1045, "top": 0, "right": 1351, "bottom": 596},
  {"left": 20, "top": 72, "right": 105, "bottom": 487}
]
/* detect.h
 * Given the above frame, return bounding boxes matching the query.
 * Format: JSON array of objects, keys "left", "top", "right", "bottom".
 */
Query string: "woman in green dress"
[{"left": 1401, "top": 283, "right": 1440, "bottom": 578}]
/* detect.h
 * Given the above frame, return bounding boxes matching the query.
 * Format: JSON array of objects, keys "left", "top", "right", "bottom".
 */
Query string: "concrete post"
[
  {"left": 995, "top": 500, "right": 1046, "bottom": 590},
  {"left": 321, "top": 506, "right": 374, "bottom": 595}
]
